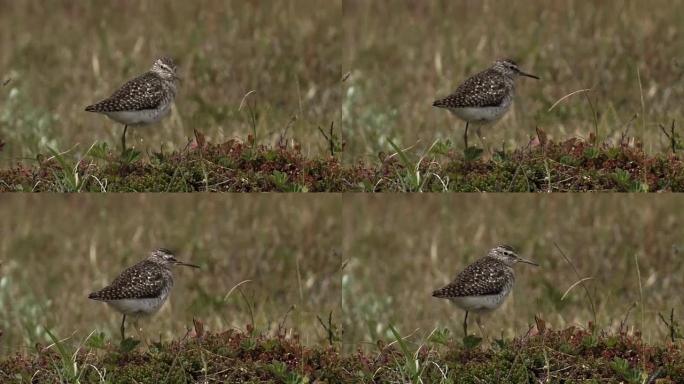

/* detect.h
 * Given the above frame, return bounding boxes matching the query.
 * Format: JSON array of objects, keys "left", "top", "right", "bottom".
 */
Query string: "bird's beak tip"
[
  {"left": 519, "top": 258, "right": 539, "bottom": 267},
  {"left": 177, "top": 261, "right": 200, "bottom": 269}
]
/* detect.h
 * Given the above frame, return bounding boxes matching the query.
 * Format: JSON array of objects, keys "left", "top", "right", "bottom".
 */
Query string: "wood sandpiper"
[
  {"left": 88, "top": 248, "right": 199, "bottom": 340},
  {"left": 85, "top": 57, "right": 181, "bottom": 153},
  {"left": 433, "top": 58, "right": 539, "bottom": 149},
  {"left": 432, "top": 245, "right": 538, "bottom": 337}
]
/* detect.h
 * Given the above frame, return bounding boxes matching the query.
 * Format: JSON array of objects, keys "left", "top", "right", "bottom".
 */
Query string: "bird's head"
[
  {"left": 149, "top": 248, "right": 199, "bottom": 269},
  {"left": 493, "top": 58, "right": 539, "bottom": 80},
  {"left": 488, "top": 244, "right": 538, "bottom": 267},
  {"left": 151, "top": 57, "right": 181, "bottom": 81}
]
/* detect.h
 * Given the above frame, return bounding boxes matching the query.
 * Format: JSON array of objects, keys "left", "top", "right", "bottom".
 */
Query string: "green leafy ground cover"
[
  {"left": 2, "top": 133, "right": 684, "bottom": 192},
  {"left": 1, "top": 323, "right": 682, "bottom": 383}
]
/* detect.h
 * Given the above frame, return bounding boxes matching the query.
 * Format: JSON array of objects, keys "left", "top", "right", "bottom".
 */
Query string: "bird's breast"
[
  {"left": 104, "top": 103, "right": 172, "bottom": 126},
  {"left": 105, "top": 296, "right": 167, "bottom": 316},
  {"left": 449, "top": 104, "right": 511, "bottom": 124},
  {"left": 449, "top": 291, "right": 510, "bottom": 312}
]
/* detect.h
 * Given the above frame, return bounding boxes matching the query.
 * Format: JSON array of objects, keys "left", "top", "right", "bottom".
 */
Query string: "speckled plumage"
[
  {"left": 85, "top": 57, "right": 179, "bottom": 118},
  {"left": 433, "top": 67, "right": 512, "bottom": 110},
  {"left": 433, "top": 59, "right": 538, "bottom": 149},
  {"left": 85, "top": 57, "right": 180, "bottom": 152},
  {"left": 88, "top": 258, "right": 172, "bottom": 302},
  {"left": 432, "top": 256, "right": 514, "bottom": 300},
  {"left": 89, "top": 248, "right": 199, "bottom": 339},
  {"left": 432, "top": 244, "right": 538, "bottom": 335},
  {"left": 85, "top": 72, "right": 169, "bottom": 113}
]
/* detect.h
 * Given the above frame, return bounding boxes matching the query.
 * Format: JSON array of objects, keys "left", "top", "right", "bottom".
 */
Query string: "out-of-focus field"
[
  {"left": 0, "top": 195, "right": 342, "bottom": 355},
  {"left": 343, "top": 0, "right": 684, "bottom": 161},
  {"left": 342, "top": 195, "right": 684, "bottom": 350},
  {"left": 0, "top": 0, "right": 341, "bottom": 166}
]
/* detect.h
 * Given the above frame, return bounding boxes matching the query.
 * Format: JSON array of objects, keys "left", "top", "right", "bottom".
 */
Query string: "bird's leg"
[
  {"left": 463, "top": 311, "right": 469, "bottom": 337},
  {"left": 476, "top": 316, "right": 489, "bottom": 341},
  {"left": 120, "top": 314, "right": 126, "bottom": 340},
  {"left": 463, "top": 122, "right": 469, "bottom": 150},
  {"left": 134, "top": 317, "right": 145, "bottom": 340},
  {"left": 475, "top": 126, "right": 486, "bottom": 148},
  {"left": 121, "top": 125, "right": 128, "bottom": 154},
  {"left": 133, "top": 318, "right": 147, "bottom": 345}
]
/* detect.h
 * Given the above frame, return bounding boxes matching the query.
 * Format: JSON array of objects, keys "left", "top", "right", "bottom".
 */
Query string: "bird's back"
[
  {"left": 85, "top": 72, "right": 166, "bottom": 113},
  {"left": 433, "top": 68, "right": 511, "bottom": 109},
  {"left": 88, "top": 259, "right": 171, "bottom": 301},
  {"left": 432, "top": 257, "right": 513, "bottom": 299}
]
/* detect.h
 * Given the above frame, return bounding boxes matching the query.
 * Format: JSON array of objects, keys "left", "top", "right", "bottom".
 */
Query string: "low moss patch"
[
  {"left": 1, "top": 134, "right": 684, "bottom": 192},
  {"left": 366, "top": 135, "right": 684, "bottom": 192},
  {"left": 0, "top": 329, "right": 341, "bottom": 384},
  {"left": 1, "top": 327, "right": 682, "bottom": 383},
  {"left": 346, "top": 326, "right": 684, "bottom": 383},
  {"left": 0, "top": 137, "right": 349, "bottom": 192}
]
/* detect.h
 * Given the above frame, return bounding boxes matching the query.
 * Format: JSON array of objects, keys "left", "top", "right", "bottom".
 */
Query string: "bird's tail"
[
  {"left": 432, "top": 287, "right": 448, "bottom": 298},
  {"left": 88, "top": 291, "right": 103, "bottom": 300},
  {"left": 432, "top": 98, "right": 446, "bottom": 108}
]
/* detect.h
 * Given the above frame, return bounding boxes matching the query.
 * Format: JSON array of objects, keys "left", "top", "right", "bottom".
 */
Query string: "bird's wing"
[
  {"left": 88, "top": 261, "right": 166, "bottom": 300},
  {"left": 432, "top": 258, "right": 508, "bottom": 298},
  {"left": 433, "top": 69, "right": 508, "bottom": 108},
  {"left": 85, "top": 72, "right": 164, "bottom": 112}
]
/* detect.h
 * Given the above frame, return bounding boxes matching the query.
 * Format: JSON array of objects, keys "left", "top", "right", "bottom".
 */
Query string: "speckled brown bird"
[
  {"left": 85, "top": 57, "right": 181, "bottom": 153},
  {"left": 432, "top": 245, "right": 538, "bottom": 337},
  {"left": 89, "top": 248, "right": 199, "bottom": 340},
  {"left": 433, "top": 59, "right": 539, "bottom": 149}
]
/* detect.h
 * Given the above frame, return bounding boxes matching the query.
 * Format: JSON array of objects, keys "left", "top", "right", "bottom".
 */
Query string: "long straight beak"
[
  {"left": 176, "top": 261, "right": 200, "bottom": 268},
  {"left": 520, "top": 71, "right": 540, "bottom": 80},
  {"left": 517, "top": 257, "right": 539, "bottom": 266}
]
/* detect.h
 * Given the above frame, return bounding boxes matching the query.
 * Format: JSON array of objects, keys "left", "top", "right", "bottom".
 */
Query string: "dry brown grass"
[
  {"left": 0, "top": 195, "right": 342, "bottom": 355},
  {"left": 0, "top": 0, "right": 341, "bottom": 165},
  {"left": 343, "top": 0, "right": 684, "bottom": 161},
  {"left": 342, "top": 195, "right": 684, "bottom": 350}
]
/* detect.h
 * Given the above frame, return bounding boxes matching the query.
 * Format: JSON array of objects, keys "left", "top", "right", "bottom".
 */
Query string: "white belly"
[
  {"left": 105, "top": 296, "right": 167, "bottom": 316},
  {"left": 104, "top": 103, "right": 171, "bottom": 126},
  {"left": 448, "top": 294, "right": 507, "bottom": 313},
  {"left": 449, "top": 105, "right": 509, "bottom": 124}
]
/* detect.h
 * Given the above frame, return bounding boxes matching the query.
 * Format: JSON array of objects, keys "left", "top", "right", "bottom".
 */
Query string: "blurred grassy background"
[
  {"left": 0, "top": 0, "right": 341, "bottom": 165},
  {"left": 0, "top": 195, "right": 342, "bottom": 355},
  {"left": 342, "top": 195, "right": 684, "bottom": 351},
  {"left": 343, "top": 0, "right": 684, "bottom": 161}
]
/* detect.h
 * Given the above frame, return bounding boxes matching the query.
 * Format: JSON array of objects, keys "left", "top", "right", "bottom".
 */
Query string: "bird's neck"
[{"left": 162, "top": 78, "right": 178, "bottom": 99}]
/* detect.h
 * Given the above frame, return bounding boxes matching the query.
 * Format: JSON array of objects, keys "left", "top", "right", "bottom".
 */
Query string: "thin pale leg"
[
  {"left": 133, "top": 318, "right": 143, "bottom": 338},
  {"left": 475, "top": 126, "right": 487, "bottom": 149},
  {"left": 121, "top": 124, "right": 128, "bottom": 153},
  {"left": 463, "top": 122, "right": 469, "bottom": 149},
  {"left": 463, "top": 310, "right": 469, "bottom": 337},
  {"left": 476, "top": 316, "right": 489, "bottom": 341},
  {"left": 120, "top": 314, "right": 126, "bottom": 340},
  {"left": 132, "top": 317, "right": 150, "bottom": 346}
]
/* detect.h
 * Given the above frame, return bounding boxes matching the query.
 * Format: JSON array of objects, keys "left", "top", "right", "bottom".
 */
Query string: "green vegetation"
[
  {"left": 0, "top": 327, "right": 338, "bottom": 383},
  {"left": 1, "top": 194, "right": 684, "bottom": 381},
  {"left": 343, "top": 1, "right": 684, "bottom": 161},
  {"left": 364, "top": 133, "right": 684, "bottom": 192},
  {"left": 0, "top": 0, "right": 341, "bottom": 166},
  {"left": 1, "top": 324, "right": 682, "bottom": 383},
  {"left": 4, "top": 133, "right": 684, "bottom": 191},
  {"left": 0, "top": 196, "right": 341, "bottom": 355},
  {"left": 347, "top": 322, "right": 684, "bottom": 383},
  {"left": 0, "top": 134, "right": 347, "bottom": 192},
  {"left": 3, "top": 1, "right": 684, "bottom": 191},
  {"left": 343, "top": 196, "right": 684, "bottom": 348}
]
